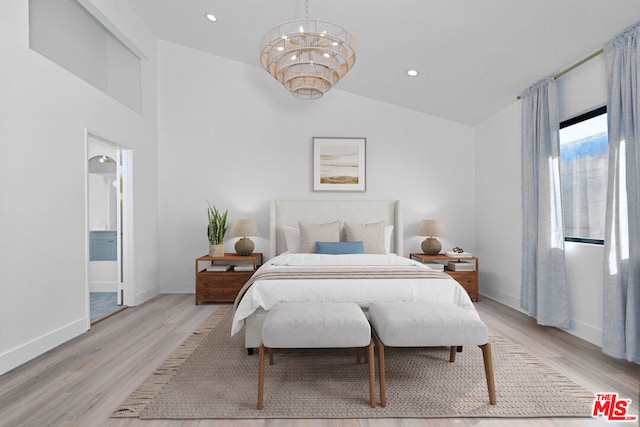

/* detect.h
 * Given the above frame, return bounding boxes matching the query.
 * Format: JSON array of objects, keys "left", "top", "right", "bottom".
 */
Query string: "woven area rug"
[{"left": 113, "top": 306, "right": 594, "bottom": 419}]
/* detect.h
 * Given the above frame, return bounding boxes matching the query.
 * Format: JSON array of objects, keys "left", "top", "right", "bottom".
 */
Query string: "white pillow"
[
  {"left": 298, "top": 221, "right": 340, "bottom": 253},
  {"left": 284, "top": 223, "right": 394, "bottom": 253},
  {"left": 384, "top": 225, "right": 394, "bottom": 253},
  {"left": 282, "top": 225, "right": 300, "bottom": 253},
  {"left": 344, "top": 221, "right": 386, "bottom": 254}
]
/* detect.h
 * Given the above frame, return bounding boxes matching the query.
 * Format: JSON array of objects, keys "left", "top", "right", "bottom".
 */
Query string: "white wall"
[
  {"left": 475, "top": 54, "right": 609, "bottom": 346},
  {"left": 156, "top": 41, "right": 477, "bottom": 293},
  {"left": 475, "top": 101, "right": 523, "bottom": 309},
  {"left": 0, "top": 0, "right": 159, "bottom": 375}
]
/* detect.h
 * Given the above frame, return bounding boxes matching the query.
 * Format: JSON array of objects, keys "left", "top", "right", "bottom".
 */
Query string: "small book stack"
[
  {"left": 206, "top": 264, "right": 231, "bottom": 272},
  {"left": 447, "top": 261, "right": 475, "bottom": 272},
  {"left": 424, "top": 262, "right": 445, "bottom": 272},
  {"left": 234, "top": 264, "right": 255, "bottom": 272}
]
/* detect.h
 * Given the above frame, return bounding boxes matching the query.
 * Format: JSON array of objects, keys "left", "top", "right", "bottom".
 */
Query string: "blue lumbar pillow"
[{"left": 316, "top": 241, "right": 365, "bottom": 255}]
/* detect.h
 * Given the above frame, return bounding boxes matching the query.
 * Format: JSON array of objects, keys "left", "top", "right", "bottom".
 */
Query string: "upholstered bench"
[
  {"left": 368, "top": 301, "right": 496, "bottom": 407},
  {"left": 257, "top": 302, "right": 375, "bottom": 409}
]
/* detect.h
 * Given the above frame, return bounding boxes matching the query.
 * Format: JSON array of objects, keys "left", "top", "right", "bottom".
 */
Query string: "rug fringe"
[
  {"left": 488, "top": 332, "right": 595, "bottom": 402},
  {"left": 112, "top": 307, "right": 230, "bottom": 418}
]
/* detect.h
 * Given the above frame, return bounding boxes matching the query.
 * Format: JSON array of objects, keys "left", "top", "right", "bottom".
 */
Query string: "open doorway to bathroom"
[{"left": 86, "top": 133, "right": 132, "bottom": 324}]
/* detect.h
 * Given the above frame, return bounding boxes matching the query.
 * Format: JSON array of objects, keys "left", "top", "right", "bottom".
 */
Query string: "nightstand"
[
  {"left": 195, "top": 253, "right": 262, "bottom": 304},
  {"left": 410, "top": 253, "right": 479, "bottom": 301}
]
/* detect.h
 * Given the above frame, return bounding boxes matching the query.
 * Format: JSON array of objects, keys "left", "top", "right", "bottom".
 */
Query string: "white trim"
[
  {"left": 120, "top": 150, "right": 135, "bottom": 306},
  {"left": 75, "top": 0, "right": 147, "bottom": 59},
  {"left": 84, "top": 129, "right": 91, "bottom": 330},
  {"left": 0, "top": 318, "right": 87, "bottom": 376}
]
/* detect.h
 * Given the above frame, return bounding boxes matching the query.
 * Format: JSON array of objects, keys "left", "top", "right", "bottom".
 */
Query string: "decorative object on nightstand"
[
  {"left": 229, "top": 219, "right": 260, "bottom": 256},
  {"left": 207, "top": 203, "right": 228, "bottom": 257},
  {"left": 416, "top": 219, "right": 447, "bottom": 255},
  {"left": 446, "top": 247, "right": 473, "bottom": 258}
]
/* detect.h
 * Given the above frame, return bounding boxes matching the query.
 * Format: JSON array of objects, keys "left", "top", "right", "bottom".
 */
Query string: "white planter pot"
[{"left": 209, "top": 243, "right": 224, "bottom": 257}]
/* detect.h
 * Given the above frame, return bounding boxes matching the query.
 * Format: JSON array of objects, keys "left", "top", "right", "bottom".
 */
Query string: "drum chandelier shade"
[{"left": 259, "top": 16, "right": 356, "bottom": 100}]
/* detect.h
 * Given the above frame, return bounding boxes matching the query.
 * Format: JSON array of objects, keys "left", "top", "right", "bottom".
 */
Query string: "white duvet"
[{"left": 231, "top": 253, "right": 474, "bottom": 336}]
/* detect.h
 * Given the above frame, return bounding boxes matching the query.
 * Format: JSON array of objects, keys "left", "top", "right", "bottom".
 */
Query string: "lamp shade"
[
  {"left": 229, "top": 219, "right": 260, "bottom": 238},
  {"left": 416, "top": 219, "right": 446, "bottom": 237}
]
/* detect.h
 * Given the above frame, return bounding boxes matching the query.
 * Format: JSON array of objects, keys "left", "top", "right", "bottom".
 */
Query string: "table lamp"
[
  {"left": 416, "top": 219, "right": 446, "bottom": 255},
  {"left": 229, "top": 219, "right": 260, "bottom": 256}
]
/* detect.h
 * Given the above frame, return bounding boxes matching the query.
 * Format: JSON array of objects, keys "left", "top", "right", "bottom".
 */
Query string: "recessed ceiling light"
[
  {"left": 205, "top": 13, "right": 217, "bottom": 22},
  {"left": 407, "top": 69, "right": 419, "bottom": 77}
]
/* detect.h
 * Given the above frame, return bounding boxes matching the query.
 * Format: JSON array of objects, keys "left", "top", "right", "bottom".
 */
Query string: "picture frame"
[{"left": 313, "top": 137, "right": 366, "bottom": 192}]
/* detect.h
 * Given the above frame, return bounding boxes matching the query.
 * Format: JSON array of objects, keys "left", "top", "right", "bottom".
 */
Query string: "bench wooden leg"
[
  {"left": 268, "top": 347, "right": 273, "bottom": 365},
  {"left": 356, "top": 347, "right": 362, "bottom": 364},
  {"left": 373, "top": 334, "right": 387, "bottom": 407},
  {"left": 479, "top": 343, "right": 497, "bottom": 405},
  {"left": 367, "top": 341, "right": 375, "bottom": 407},
  {"left": 449, "top": 346, "right": 457, "bottom": 362},
  {"left": 258, "top": 344, "right": 265, "bottom": 409}
]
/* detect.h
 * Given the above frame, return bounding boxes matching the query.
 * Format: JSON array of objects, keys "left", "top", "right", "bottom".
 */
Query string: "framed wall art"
[{"left": 313, "top": 137, "right": 366, "bottom": 192}]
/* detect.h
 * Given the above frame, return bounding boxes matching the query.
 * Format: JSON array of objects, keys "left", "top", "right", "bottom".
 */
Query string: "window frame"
[{"left": 559, "top": 105, "right": 607, "bottom": 246}]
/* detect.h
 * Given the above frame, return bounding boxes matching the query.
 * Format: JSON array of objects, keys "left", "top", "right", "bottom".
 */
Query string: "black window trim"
[
  {"left": 564, "top": 237, "right": 604, "bottom": 245},
  {"left": 560, "top": 105, "right": 607, "bottom": 246},
  {"left": 560, "top": 105, "right": 607, "bottom": 129}
]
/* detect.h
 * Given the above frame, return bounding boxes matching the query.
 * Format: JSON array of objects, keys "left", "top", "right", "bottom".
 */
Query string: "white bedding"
[{"left": 231, "top": 253, "right": 474, "bottom": 336}]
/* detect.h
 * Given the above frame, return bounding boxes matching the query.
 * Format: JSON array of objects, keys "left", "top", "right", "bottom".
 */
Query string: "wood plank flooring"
[{"left": 0, "top": 294, "right": 637, "bottom": 427}]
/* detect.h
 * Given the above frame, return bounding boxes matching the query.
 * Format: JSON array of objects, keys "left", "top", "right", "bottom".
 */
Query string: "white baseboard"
[
  {"left": 480, "top": 289, "right": 603, "bottom": 348},
  {"left": 132, "top": 286, "right": 160, "bottom": 307},
  {"left": 0, "top": 317, "right": 88, "bottom": 376},
  {"left": 479, "top": 288, "right": 523, "bottom": 313},
  {"left": 567, "top": 319, "right": 603, "bottom": 347}
]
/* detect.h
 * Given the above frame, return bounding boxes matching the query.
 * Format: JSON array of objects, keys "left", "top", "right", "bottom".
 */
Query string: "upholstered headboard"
[{"left": 269, "top": 200, "right": 403, "bottom": 258}]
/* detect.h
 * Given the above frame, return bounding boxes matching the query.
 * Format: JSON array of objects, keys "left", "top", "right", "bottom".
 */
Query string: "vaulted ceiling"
[{"left": 124, "top": 0, "right": 640, "bottom": 125}]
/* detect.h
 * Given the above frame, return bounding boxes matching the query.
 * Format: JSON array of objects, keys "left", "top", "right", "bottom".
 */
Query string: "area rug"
[{"left": 113, "top": 306, "right": 595, "bottom": 419}]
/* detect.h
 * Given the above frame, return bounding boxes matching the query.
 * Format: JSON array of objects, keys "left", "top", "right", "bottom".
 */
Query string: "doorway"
[{"left": 86, "top": 132, "right": 132, "bottom": 325}]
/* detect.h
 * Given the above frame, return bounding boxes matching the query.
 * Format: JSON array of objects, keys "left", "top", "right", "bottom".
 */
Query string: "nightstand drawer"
[
  {"left": 446, "top": 272, "right": 478, "bottom": 301},
  {"left": 196, "top": 272, "right": 252, "bottom": 303}
]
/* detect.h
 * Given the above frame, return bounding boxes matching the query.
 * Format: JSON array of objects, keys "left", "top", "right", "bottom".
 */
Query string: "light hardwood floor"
[{"left": 0, "top": 294, "right": 637, "bottom": 427}]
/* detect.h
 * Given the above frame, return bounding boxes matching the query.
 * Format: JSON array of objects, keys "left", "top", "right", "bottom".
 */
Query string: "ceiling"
[{"left": 123, "top": 0, "right": 640, "bottom": 125}]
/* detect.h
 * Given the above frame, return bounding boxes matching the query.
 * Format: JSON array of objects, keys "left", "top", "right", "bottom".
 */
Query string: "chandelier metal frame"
[{"left": 259, "top": 2, "right": 355, "bottom": 100}]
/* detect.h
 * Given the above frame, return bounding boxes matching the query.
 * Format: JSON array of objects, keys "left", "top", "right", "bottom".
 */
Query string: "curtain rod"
[{"left": 517, "top": 48, "right": 604, "bottom": 100}]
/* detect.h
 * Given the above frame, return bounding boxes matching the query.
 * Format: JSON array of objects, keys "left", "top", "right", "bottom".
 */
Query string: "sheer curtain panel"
[
  {"left": 521, "top": 77, "right": 571, "bottom": 329},
  {"left": 603, "top": 21, "right": 640, "bottom": 363}
]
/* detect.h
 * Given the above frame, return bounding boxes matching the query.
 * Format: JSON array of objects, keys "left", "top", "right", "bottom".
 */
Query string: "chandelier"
[{"left": 259, "top": 0, "right": 356, "bottom": 100}]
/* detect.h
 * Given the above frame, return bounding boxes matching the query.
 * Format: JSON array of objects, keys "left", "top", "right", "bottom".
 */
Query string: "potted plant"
[{"left": 207, "top": 202, "right": 228, "bottom": 257}]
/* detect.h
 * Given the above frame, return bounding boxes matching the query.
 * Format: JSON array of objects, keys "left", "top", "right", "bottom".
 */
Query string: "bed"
[{"left": 231, "top": 200, "right": 475, "bottom": 351}]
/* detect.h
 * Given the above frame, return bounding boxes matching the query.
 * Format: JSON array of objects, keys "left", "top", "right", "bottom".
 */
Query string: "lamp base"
[
  {"left": 235, "top": 237, "right": 255, "bottom": 256},
  {"left": 421, "top": 237, "right": 441, "bottom": 256}
]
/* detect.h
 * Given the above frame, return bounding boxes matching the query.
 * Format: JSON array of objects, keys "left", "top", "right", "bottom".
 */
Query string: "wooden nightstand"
[
  {"left": 195, "top": 253, "right": 262, "bottom": 304},
  {"left": 410, "top": 253, "right": 479, "bottom": 301}
]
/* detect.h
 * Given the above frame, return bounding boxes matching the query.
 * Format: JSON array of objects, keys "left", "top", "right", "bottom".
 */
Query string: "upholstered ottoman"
[
  {"left": 257, "top": 302, "right": 375, "bottom": 409},
  {"left": 368, "top": 301, "right": 496, "bottom": 407}
]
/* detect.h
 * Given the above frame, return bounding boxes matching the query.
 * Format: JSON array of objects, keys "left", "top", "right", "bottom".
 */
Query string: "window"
[{"left": 559, "top": 106, "right": 608, "bottom": 244}]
